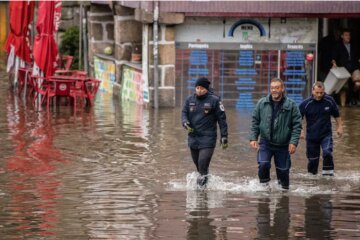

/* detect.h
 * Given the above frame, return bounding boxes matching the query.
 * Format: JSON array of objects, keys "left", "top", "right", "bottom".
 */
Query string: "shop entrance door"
[{"left": 176, "top": 42, "right": 316, "bottom": 109}]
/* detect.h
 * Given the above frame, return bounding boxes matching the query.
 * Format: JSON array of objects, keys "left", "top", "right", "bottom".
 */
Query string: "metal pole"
[
  {"left": 83, "top": 7, "right": 89, "bottom": 73},
  {"left": 142, "top": 24, "right": 149, "bottom": 104},
  {"left": 153, "top": 1, "right": 159, "bottom": 108},
  {"left": 79, "top": 3, "right": 83, "bottom": 70}
]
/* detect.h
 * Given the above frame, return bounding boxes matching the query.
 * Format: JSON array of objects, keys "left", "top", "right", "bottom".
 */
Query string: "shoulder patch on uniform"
[{"left": 219, "top": 101, "right": 225, "bottom": 111}]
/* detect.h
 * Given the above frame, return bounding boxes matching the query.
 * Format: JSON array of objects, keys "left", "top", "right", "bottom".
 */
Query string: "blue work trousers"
[
  {"left": 257, "top": 141, "right": 291, "bottom": 188},
  {"left": 306, "top": 135, "right": 334, "bottom": 175}
]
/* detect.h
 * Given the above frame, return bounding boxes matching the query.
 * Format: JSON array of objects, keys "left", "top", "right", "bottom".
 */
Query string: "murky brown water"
[{"left": 0, "top": 70, "right": 360, "bottom": 239}]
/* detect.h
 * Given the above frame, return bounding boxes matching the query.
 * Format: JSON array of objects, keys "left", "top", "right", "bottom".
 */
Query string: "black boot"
[{"left": 197, "top": 175, "right": 208, "bottom": 189}]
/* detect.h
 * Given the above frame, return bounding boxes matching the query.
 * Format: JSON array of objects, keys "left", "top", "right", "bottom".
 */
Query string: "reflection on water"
[
  {"left": 256, "top": 195, "right": 290, "bottom": 239},
  {"left": 305, "top": 195, "right": 333, "bottom": 239},
  {"left": 186, "top": 191, "right": 217, "bottom": 240},
  {"left": 2, "top": 92, "right": 66, "bottom": 238},
  {"left": 0, "top": 70, "right": 360, "bottom": 239}
]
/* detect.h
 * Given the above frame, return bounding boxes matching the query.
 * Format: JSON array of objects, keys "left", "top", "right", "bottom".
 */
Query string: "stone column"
[
  {"left": 113, "top": 4, "right": 142, "bottom": 94},
  {"left": 146, "top": 12, "right": 184, "bottom": 107},
  {"left": 115, "top": 6, "right": 184, "bottom": 107},
  {"left": 88, "top": 4, "right": 114, "bottom": 74},
  {"left": 148, "top": 24, "right": 176, "bottom": 107}
]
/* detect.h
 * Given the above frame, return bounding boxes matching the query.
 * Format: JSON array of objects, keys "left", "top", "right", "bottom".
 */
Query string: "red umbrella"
[
  {"left": 33, "top": 0, "right": 62, "bottom": 77},
  {"left": 4, "top": 1, "right": 35, "bottom": 65}
]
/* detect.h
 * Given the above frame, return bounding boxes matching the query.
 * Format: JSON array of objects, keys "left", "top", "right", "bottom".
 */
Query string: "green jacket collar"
[{"left": 264, "top": 94, "right": 292, "bottom": 110}]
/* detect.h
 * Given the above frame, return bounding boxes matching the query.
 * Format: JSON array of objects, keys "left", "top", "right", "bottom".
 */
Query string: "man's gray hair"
[
  {"left": 270, "top": 78, "right": 284, "bottom": 87},
  {"left": 312, "top": 81, "right": 325, "bottom": 90}
]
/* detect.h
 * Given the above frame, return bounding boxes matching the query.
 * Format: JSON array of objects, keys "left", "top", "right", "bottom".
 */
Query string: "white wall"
[{"left": 175, "top": 17, "right": 318, "bottom": 44}]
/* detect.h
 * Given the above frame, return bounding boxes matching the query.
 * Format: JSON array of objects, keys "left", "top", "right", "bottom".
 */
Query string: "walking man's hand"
[
  {"left": 337, "top": 125, "right": 343, "bottom": 137},
  {"left": 288, "top": 144, "right": 297, "bottom": 154},
  {"left": 250, "top": 140, "right": 259, "bottom": 150}
]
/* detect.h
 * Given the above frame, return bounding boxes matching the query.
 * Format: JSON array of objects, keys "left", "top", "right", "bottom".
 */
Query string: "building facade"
[{"left": 88, "top": 1, "right": 360, "bottom": 108}]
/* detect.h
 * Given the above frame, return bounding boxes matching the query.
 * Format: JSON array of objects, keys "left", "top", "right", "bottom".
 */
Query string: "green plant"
[{"left": 59, "top": 26, "right": 79, "bottom": 70}]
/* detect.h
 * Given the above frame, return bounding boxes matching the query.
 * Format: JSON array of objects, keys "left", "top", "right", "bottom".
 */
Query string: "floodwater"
[{"left": 0, "top": 70, "right": 360, "bottom": 239}]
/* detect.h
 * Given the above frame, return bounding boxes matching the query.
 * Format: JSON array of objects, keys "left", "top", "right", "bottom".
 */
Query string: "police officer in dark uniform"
[{"left": 182, "top": 77, "right": 228, "bottom": 188}]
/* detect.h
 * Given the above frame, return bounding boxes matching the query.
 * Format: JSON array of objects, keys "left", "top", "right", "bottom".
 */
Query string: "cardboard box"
[{"left": 324, "top": 67, "right": 351, "bottom": 94}]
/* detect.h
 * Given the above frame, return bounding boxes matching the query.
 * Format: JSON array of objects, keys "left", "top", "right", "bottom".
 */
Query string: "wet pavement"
[{"left": 0, "top": 70, "right": 360, "bottom": 239}]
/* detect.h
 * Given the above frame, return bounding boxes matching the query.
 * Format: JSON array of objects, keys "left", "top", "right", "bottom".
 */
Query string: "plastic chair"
[
  {"left": 72, "top": 70, "right": 87, "bottom": 77},
  {"left": 85, "top": 78, "right": 101, "bottom": 106},
  {"left": 57, "top": 55, "right": 74, "bottom": 70},
  {"left": 17, "top": 68, "right": 26, "bottom": 95},
  {"left": 17, "top": 68, "right": 32, "bottom": 96},
  {"left": 63, "top": 55, "right": 74, "bottom": 70},
  {"left": 31, "top": 76, "right": 56, "bottom": 109},
  {"left": 69, "top": 79, "right": 87, "bottom": 112},
  {"left": 26, "top": 72, "right": 35, "bottom": 98},
  {"left": 68, "top": 71, "right": 88, "bottom": 112}
]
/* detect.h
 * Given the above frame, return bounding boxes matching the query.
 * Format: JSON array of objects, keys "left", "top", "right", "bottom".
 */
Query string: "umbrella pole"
[
  {"left": 14, "top": 57, "right": 19, "bottom": 89},
  {"left": 23, "top": 70, "right": 27, "bottom": 101},
  {"left": 32, "top": 63, "right": 43, "bottom": 111}
]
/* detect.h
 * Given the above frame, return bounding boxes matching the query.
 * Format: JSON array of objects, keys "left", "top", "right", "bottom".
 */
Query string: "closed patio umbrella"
[
  {"left": 33, "top": 0, "right": 62, "bottom": 77},
  {"left": 4, "top": 1, "right": 34, "bottom": 83}
]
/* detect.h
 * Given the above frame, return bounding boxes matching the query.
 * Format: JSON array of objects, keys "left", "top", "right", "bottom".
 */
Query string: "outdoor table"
[
  {"left": 55, "top": 69, "right": 88, "bottom": 77},
  {"left": 48, "top": 77, "right": 76, "bottom": 97},
  {"left": 48, "top": 75, "right": 89, "bottom": 109}
]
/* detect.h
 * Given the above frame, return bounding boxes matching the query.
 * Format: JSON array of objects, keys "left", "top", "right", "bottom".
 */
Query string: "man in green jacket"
[{"left": 249, "top": 78, "right": 302, "bottom": 190}]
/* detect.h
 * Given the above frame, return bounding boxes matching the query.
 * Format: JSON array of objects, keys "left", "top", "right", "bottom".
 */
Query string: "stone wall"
[
  {"left": 113, "top": 4, "right": 142, "bottom": 93},
  {"left": 88, "top": 4, "right": 114, "bottom": 75},
  {"left": 114, "top": 16, "right": 142, "bottom": 60},
  {"left": 136, "top": 9, "right": 184, "bottom": 107},
  {"left": 148, "top": 25, "right": 177, "bottom": 107},
  {"left": 88, "top": 2, "right": 184, "bottom": 107},
  {"left": 59, "top": 1, "right": 80, "bottom": 32},
  {"left": 58, "top": 1, "right": 86, "bottom": 45}
]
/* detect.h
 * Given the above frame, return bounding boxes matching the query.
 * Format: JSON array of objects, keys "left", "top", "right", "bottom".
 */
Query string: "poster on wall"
[
  {"left": 121, "top": 65, "right": 149, "bottom": 105},
  {"left": 94, "top": 56, "right": 116, "bottom": 94}
]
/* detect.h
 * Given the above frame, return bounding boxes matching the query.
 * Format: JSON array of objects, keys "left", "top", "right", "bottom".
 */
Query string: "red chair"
[
  {"left": 31, "top": 76, "right": 56, "bottom": 109},
  {"left": 72, "top": 70, "right": 87, "bottom": 77},
  {"left": 57, "top": 55, "right": 73, "bottom": 70},
  {"left": 63, "top": 55, "right": 73, "bottom": 70},
  {"left": 85, "top": 78, "right": 101, "bottom": 106},
  {"left": 17, "top": 68, "right": 31, "bottom": 96},
  {"left": 69, "top": 79, "right": 87, "bottom": 112}
]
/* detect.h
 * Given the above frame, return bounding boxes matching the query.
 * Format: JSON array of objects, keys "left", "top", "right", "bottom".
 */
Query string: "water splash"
[
  {"left": 167, "top": 171, "right": 360, "bottom": 196},
  {"left": 168, "top": 172, "right": 283, "bottom": 193}
]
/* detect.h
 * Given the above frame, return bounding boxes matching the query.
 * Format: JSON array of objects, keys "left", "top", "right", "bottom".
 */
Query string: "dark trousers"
[
  {"left": 190, "top": 147, "right": 215, "bottom": 175},
  {"left": 257, "top": 142, "right": 291, "bottom": 188},
  {"left": 190, "top": 147, "right": 215, "bottom": 186},
  {"left": 306, "top": 135, "right": 334, "bottom": 175}
]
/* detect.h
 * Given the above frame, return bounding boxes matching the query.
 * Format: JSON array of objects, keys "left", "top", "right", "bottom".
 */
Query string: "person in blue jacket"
[
  {"left": 182, "top": 77, "right": 228, "bottom": 188},
  {"left": 299, "top": 81, "right": 343, "bottom": 176}
]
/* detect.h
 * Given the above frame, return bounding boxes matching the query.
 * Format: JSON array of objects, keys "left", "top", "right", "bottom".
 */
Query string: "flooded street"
[{"left": 0, "top": 70, "right": 360, "bottom": 239}]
